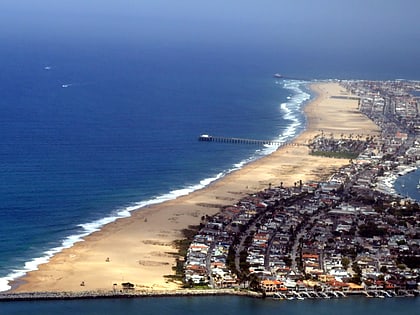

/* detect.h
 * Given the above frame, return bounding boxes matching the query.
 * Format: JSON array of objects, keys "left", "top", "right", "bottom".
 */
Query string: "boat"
[
  {"left": 320, "top": 292, "right": 331, "bottom": 299},
  {"left": 397, "top": 166, "right": 417, "bottom": 176},
  {"left": 273, "top": 292, "right": 287, "bottom": 300},
  {"left": 273, "top": 73, "right": 283, "bottom": 78}
]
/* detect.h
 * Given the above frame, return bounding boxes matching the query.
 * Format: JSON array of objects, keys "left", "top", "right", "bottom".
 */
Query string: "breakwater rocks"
[{"left": 0, "top": 289, "right": 262, "bottom": 302}]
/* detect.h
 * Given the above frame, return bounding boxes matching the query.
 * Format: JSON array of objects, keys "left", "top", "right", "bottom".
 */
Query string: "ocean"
[
  {"left": 0, "top": 42, "right": 313, "bottom": 292},
  {"left": 1, "top": 1, "right": 420, "bottom": 313}
]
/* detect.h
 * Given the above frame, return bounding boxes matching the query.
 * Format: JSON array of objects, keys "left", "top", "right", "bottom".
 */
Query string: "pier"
[{"left": 198, "top": 134, "right": 306, "bottom": 147}]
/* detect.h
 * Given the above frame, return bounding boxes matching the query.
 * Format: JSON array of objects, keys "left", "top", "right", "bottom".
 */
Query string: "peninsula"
[{"left": 7, "top": 80, "right": 419, "bottom": 299}]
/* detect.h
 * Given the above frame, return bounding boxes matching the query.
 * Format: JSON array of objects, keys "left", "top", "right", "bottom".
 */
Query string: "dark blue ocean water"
[
  {"left": 1, "top": 41, "right": 315, "bottom": 291},
  {"left": 1, "top": 296, "right": 419, "bottom": 315}
]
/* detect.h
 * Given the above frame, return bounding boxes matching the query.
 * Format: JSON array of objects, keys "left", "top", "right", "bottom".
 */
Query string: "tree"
[
  {"left": 352, "top": 262, "right": 362, "bottom": 276},
  {"left": 342, "top": 257, "right": 351, "bottom": 270},
  {"left": 358, "top": 222, "right": 387, "bottom": 237},
  {"left": 248, "top": 274, "right": 261, "bottom": 291},
  {"left": 350, "top": 263, "right": 362, "bottom": 285}
]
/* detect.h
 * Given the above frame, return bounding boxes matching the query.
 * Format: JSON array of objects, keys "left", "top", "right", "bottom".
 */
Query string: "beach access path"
[{"left": 10, "top": 82, "right": 381, "bottom": 293}]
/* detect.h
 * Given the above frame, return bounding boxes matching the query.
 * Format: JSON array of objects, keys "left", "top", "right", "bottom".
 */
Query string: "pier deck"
[{"left": 198, "top": 134, "right": 306, "bottom": 147}]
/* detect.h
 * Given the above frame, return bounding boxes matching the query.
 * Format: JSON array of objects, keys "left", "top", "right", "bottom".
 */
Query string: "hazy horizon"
[{"left": 1, "top": 0, "right": 419, "bottom": 79}]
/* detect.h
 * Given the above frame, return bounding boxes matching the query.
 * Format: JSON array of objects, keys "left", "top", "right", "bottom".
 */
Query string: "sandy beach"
[{"left": 11, "top": 81, "right": 381, "bottom": 293}]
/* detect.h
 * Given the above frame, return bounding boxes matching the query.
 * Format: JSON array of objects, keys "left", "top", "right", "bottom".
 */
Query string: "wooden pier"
[{"left": 198, "top": 134, "right": 306, "bottom": 147}]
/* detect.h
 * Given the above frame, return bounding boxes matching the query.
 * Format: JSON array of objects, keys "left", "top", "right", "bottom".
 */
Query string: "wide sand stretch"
[{"left": 11, "top": 82, "right": 380, "bottom": 293}]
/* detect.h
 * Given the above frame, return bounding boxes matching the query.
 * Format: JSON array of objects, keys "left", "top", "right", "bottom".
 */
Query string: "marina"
[{"left": 271, "top": 289, "right": 418, "bottom": 301}]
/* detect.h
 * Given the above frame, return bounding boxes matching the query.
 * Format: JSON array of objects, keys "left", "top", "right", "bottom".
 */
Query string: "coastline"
[
  {"left": 1, "top": 287, "right": 398, "bottom": 302},
  {"left": 9, "top": 81, "right": 381, "bottom": 294}
]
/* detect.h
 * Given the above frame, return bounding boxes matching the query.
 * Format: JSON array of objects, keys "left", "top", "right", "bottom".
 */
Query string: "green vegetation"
[
  {"left": 350, "top": 262, "right": 362, "bottom": 284},
  {"left": 358, "top": 222, "right": 387, "bottom": 237},
  {"left": 387, "top": 203, "right": 420, "bottom": 217},
  {"left": 173, "top": 225, "right": 201, "bottom": 257},
  {"left": 398, "top": 255, "right": 420, "bottom": 269},
  {"left": 172, "top": 225, "right": 201, "bottom": 282},
  {"left": 310, "top": 151, "right": 359, "bottom": 159},
  {"left": 341, "top": 257, "right": 351, "bottom": 270},
  {"left": 226, "top": 243, "right": 237, "bottom": 272}
]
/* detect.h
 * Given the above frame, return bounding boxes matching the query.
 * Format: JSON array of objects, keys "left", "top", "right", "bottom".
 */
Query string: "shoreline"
[
  {"left": 9, "top": 81, "right": 381, "bottom": 294},
  {"left": 0, "top": 80, "right": 309, "bottom": 293}
]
